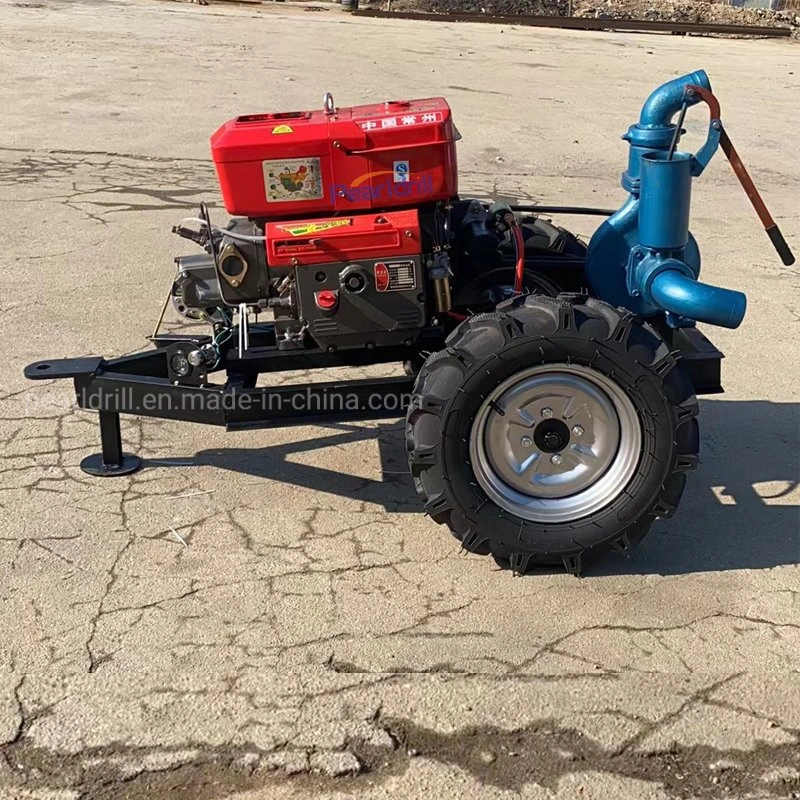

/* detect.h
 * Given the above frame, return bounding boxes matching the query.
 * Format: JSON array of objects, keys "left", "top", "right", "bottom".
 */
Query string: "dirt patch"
[
  {"left": 2, "top": 716, "right": 799, "bottom": 799},
  {"left": 382, "top": 718, "right": 800, "bottom": 799}
]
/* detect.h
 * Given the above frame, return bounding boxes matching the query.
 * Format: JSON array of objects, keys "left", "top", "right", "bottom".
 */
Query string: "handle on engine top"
[{"left": 332, "top": 139, "right": 459, "bottom": 156}]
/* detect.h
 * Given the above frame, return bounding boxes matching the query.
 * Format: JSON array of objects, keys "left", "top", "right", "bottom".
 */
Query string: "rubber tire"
[{"left": 406, "top": 293, "right": 700, "bottom": 575}]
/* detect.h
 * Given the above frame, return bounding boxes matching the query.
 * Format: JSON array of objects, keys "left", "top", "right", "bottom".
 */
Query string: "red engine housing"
[{"left": 211, "top": 97, "right": 458, "bottom": 219}]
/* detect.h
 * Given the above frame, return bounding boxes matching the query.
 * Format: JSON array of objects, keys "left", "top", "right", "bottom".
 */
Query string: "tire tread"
[{"left": 407, "top": 293, "right": 700, "bottom": 575}]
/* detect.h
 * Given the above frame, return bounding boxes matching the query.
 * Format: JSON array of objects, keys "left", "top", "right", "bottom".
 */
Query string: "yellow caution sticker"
[
  {"left": 277, "top": 219, "right": 351, "bottom": 237},
  {"left": 271, "top": 124, "right": 294, "bottom": 134}
]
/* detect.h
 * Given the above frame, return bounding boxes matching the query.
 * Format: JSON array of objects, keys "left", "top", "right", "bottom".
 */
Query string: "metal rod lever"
[
  {"left": 152, "top": 284, "right": 172, "bottom": 339},
  {"left": 685, "top": 84, "right": 795, "bottom": 267},
  {"left": 238, "top": 303, "right": 249, "bottom": 358},
  {"left": 719, "top": 128, "right": 795, "bottom": 266},
  {"left": 667, "top": 100, "right": 688, "bottom": 161}
]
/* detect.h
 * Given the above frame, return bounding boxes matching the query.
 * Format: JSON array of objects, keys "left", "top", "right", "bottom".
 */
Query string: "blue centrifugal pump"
[{"left": 586, "top": 69, "right": 794, "bottom": 329}]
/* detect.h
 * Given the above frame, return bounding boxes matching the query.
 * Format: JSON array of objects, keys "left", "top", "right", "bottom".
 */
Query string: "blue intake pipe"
[
  {"left": 649, "top": 270, "right": 747, "bottom": 329},
  {"left": 621, "top": 69, "right": 712, "bottom": 190},
  {"left": 638, "top": 69, "right": 711, "bottom": 127}
]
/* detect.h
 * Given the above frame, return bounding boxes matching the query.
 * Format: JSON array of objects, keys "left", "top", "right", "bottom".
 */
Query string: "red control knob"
[{"left": 315, "top": 289, "right": 338, "bottom": 310}]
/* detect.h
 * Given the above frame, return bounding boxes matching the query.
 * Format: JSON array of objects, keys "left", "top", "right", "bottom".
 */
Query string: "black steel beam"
[
  {"left": 225, "top": 376, "right": 416, "bottom": 430},
  {"left": 75, "top": 372, "right": 228, "bottom": 425},
  {"left": 24, "top": 328, "right": 723, "bottom": 477},
  {"left": 673, "top": 327, "right": 724, "bottom": 395},
  {"left": 25, "top": 357, "right": 103, "bottom": 381},
  {"left": 72, "top": 370, "right": 416, "bottom": 429}
]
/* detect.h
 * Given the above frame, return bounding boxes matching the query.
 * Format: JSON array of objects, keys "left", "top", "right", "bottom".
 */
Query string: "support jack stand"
[{"left": 79, "top": 411, "right": 143, "bottom": 477}]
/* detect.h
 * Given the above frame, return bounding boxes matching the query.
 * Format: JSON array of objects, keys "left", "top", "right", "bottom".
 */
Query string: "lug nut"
[
  {"left": 521, "top": 436, "right": 533, "bottom": 448},
  {"left": 572, "top": 425, "right": 584, "bottom": 437},
  {"left": 550, "top": 454, "right": 563, "bottom": 466},
  {"left": 541, "top": 407, "right": 553, "bottom": 418}
]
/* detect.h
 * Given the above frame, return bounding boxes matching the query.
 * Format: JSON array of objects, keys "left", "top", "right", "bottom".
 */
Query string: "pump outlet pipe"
[{"left": 649, "top": 271, "right": 746, "bottom": 329}]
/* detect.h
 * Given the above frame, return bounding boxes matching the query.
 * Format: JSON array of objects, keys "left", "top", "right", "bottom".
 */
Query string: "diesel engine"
[{"left": 170, "top": 94, "right": 581, "bottom": 367}]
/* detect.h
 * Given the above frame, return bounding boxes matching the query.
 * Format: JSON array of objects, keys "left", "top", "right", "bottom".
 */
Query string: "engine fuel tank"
[{"left": 211, "top": 97, "right": 458, "bottom": 219}]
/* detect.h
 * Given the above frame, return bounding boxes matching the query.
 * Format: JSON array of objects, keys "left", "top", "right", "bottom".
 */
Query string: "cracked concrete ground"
[{"left": 1, "top": 0, "right": 799, "bottom": 797}]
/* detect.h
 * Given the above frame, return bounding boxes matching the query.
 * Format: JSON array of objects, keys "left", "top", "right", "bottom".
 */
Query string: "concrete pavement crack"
[
  {"left": 510, "top": 612, "right": 800, "bottom": 674},
  {"left": 83, "top": 484, "right": 140, "bottom": 673},
  {"left": 611, "top": 673, "right": 743, "bottom": 756}
]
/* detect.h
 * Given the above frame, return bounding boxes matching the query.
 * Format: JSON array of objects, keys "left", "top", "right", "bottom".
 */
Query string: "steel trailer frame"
[{"left": 24, "top": 325, "right": 724, "bottom": 478}]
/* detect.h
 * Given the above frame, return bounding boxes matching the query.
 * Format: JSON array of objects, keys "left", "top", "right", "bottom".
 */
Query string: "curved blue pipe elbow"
[
  {"left": 649, "top": 270, "right": 746, "bottom": 329},
  {"left": 638, "top": 70, "right": 711, "bottom": 127}
]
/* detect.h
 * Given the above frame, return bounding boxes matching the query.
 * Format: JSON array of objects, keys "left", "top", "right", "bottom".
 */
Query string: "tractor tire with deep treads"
[{"left": 406, "top": 294, "right": 700, "bottom": 575}]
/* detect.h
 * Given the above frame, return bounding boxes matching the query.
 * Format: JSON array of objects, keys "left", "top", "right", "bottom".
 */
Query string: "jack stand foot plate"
[{"left": 80, "top": 453, "right": 143, "bottom": 477}]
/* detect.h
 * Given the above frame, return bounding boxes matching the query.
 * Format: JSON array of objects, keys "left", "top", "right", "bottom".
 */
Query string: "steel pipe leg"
[{"left": 79, "top": 411, "right": 143, "bottom": 477}]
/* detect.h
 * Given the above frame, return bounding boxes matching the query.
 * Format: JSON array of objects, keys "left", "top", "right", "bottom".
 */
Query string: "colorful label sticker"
[
  {"left": 331, "top": 171, "right": 434, "bottom": 203},
  {"left": 393, "top": 161, "right": 410, "bottom": 183},
  {"left": 263, "top": 158, "right": 323, "bottom": 203},
  {"left": 271, "top": 124, "right": 294, "bottom": 134},
  {"left": 277, "top": 219, "right": 351, "bottom": 237}
]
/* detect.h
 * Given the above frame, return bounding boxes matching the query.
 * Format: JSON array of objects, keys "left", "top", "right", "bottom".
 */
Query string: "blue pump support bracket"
[{"left": 686, "top": 103, "right": 721, "bottom": 177}]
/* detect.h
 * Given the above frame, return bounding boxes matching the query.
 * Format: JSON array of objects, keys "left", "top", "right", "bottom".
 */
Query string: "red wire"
[{"left": 512, "top": 222, "right": 525, "bottom": 295}]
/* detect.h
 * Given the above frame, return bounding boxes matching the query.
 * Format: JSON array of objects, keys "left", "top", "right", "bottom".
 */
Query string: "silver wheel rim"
[{"left": 469, "top": 364, "right": 642, "bottom": 523}]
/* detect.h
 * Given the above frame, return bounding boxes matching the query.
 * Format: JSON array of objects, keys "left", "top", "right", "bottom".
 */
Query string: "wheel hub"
[
  {"left": 470, "top": 364, "right": 642, "bottom": 523},
  {"left": 533, "top": 418, "right": 571, "bottom": 453}
]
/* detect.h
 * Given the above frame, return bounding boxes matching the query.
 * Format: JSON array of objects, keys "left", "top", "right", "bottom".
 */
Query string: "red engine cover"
[
  {"left": 211, "top": 98, "right": 457, "bottom": 219},
  {"left": 264, "top": 209, "right": 420, "bottom": 268}
]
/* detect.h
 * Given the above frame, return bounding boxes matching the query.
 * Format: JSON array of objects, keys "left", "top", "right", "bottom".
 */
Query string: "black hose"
[{"left": 510, "top": 205, "right": 615, "bottom": 217}]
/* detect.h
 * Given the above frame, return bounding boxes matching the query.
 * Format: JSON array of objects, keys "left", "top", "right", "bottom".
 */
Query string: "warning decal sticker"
[
  {"left": 277, "top": 219, "right": 352, "bottom": 237},
  {"left": 263, "top": 158, "right": 323, "bottom": 203}
]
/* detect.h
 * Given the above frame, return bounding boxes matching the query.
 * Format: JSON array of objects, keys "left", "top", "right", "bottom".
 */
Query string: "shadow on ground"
[
  {"left": 150, "top": 399, "right": 799, "bottom": 576},
  {"left": 622, "top": 398, "right": 800, "bottom": 576}
]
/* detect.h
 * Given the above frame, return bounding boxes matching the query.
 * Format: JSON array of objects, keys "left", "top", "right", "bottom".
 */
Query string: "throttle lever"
[{"left": 685, "top": 85, "right": 795, "bottom": 267}]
